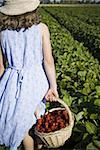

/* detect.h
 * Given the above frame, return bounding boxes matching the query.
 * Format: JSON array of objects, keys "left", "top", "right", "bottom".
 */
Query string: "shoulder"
[{"left": 39, "top": 22, "right": 50, "bottom": 37}]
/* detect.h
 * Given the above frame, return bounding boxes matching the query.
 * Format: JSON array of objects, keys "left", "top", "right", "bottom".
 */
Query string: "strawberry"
[{"left": 36, "top": 109, "right": 69, "bottom": 133}]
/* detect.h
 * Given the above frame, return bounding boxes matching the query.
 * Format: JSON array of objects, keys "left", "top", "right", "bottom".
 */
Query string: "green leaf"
[
  {"left": 86, "top": 142, "right": 99, "bottom": 150},
  {"left": 78, "top": 70, "right": 87, "bottom": 77},
  {"left": 86, "top": 121, "right": 97, "bottom": 134},
  {"left": 76, "top": 111, "right": 84, "bottom": 122},
  {"left": 63, "top": 94, "right": 72, "bottom": 106},
  {"left": 82, "top": 86, "right": 91, "bottom": 95},
  {"left": 74, "top": 82, "right": 78, "bottom": 88},
  {"left": 93, "top": 140, "right": 100, "bottom": 149},
  {"left": 83, "top": 133, "right": 89, "bottom": 140},
  {"left": 95, "top": 86, "right": 100, "bottom": 96},
  {"left": 65, "top": 76, "right": 71, "bottom": 81},
  {"left": 90, "top": 114, "right": 98, "bottom": 120},
  {"left": 94, "top": 99, "right": 100, "bottom": 106}
]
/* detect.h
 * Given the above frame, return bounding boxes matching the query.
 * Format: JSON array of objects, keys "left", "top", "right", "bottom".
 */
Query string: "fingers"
[
  {"left": 45, "top": 94, "right": 50, "bottom": 101},
  {"left": 45, "top": 93, "right": 52, "bottom": 102},
  {"left": 52, "top": 95, "right": 57, "bottom": 102},
  {"left": 45, "top": 88, "right": 59, "bottom": 102},
  {"left": 51, "top": 88, "right": 59, "bottom": 98},
  {"left": 45, "top": 93, "right": 58, "bottom": 102},
  {"left": 49, "top": 94, "right": 55, "bottom": 102}
]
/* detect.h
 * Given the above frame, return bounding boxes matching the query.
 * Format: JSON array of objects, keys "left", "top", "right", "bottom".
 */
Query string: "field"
[{"left": 0, "top": 4, "right": 100, "bottom": 150}]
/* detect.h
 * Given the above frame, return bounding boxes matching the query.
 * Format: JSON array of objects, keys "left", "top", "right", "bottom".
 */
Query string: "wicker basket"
[{"left": 35, "top": 98, "right": 74, "bottom": 148}]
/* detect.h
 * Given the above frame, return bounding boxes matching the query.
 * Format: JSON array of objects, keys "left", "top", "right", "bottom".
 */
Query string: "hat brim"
[{"left": 0, "top": 1, "right": 40, "bottom": 16}]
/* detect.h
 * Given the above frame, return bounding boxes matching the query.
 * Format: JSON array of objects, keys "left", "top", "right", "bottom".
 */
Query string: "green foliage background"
[{"left": 40, "top": 6, "right": 100, "bottom": 150}]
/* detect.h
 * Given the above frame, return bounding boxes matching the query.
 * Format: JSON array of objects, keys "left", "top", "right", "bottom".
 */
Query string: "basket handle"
[{"left": 52, "top": 98, "right": 74, "bottom": 128}]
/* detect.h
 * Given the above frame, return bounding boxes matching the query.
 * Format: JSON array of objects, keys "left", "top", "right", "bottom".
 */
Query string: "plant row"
[
  {"left": 43, "top": 7, "right": 100, "bottom": 61},
  {"left": 54, "top": 6, "right": 100, "bottom": 27}
]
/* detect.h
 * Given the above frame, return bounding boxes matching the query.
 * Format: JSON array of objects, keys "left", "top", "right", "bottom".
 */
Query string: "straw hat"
[{"left": 0, "top": 0, "right": 40, "bottom": 16}]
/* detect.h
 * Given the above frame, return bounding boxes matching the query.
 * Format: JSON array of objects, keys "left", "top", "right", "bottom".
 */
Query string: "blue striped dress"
[{"left": 0, "top": 23, "right": 49, "bottom": 150}]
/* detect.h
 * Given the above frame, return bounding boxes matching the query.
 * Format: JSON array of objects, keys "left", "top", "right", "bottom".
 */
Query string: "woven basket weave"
[{"left": 35, "top": 98, "right": 74, "bottom": 148}]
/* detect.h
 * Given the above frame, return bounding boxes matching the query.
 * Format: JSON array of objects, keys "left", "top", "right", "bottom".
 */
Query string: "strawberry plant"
[
  {"left": 40, "top": 8, "right": 100, "bottom": 149},
  {"left": 53, "top": 6, "right": 100, "bottom": 27},
  {"left": 43, "top": 7, "right": 100, "bottom": 61}
]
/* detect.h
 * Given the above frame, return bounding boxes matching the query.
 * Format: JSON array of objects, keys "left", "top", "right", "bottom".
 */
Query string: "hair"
[{"left": 0, "top": 7, "right": 41, "bottom": 32}]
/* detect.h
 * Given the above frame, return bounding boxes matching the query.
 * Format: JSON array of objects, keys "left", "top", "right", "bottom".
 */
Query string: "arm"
[
  {"left": 0, "top": 32, "right": 5, "bottom": 77},
  {"left": 42, "top": 24, "right": 57, "bottom": 89},
  {"left": 41, "top": 23, "right": 59, "bottom": 101},
  {"left": 0, "top": 48, "right": 5, "bottom": 77}
]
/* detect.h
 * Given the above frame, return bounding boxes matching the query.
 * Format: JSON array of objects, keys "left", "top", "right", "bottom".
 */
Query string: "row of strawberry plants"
[
  {"left": 43, "top": 7, "right": 100, "bottom": 61},
  {"left": 40, "top": 8, "right": 100, "bottom": 150},
  {"left": 54, "top": 6, "right": 100, "bottom": 27}
]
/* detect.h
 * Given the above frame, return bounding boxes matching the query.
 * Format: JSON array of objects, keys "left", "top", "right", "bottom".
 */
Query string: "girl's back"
[
  {"left": 1, "top": 23, "right": 43, "bottom": 69},
  {"left": 0, "top": 23, "right": 49, "bottom": 150}
]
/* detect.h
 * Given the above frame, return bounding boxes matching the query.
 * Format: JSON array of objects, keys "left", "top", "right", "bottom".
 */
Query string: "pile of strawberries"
[{"left": 36, "top": 109, "right": 69, "bottom": 133}]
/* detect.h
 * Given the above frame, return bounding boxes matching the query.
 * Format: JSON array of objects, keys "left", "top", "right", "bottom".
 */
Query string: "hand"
[{"left": 45, "top": 88, "right": 59, "bottom": 102}]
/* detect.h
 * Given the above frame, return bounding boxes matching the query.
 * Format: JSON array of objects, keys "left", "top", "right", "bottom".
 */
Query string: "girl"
[{"left": 0, "top": 0, "right": 59, "bottom": 150}]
